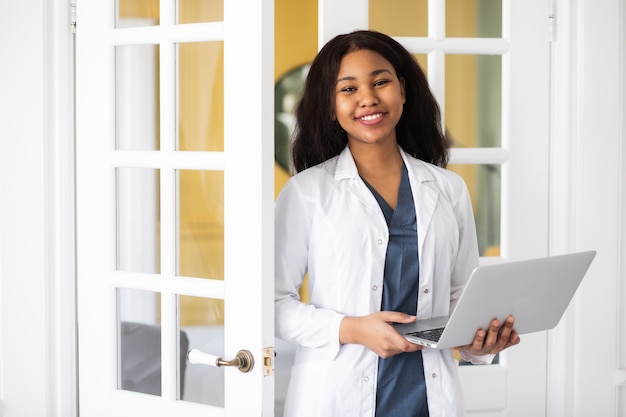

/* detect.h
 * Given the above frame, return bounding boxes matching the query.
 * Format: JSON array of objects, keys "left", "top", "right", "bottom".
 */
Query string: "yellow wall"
[{"left": 274, "top": 0, "right": 318, "bottom": 199}]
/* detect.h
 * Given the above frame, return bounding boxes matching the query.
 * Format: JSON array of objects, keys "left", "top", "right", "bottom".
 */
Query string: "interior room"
[{"left": 0, "top": 0, "right": 624, "bottom": 416}]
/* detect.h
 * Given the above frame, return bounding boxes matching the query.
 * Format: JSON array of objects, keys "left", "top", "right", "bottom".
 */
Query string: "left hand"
[{"left": 458, "top": 315, "right": 521, "bottom": 356}]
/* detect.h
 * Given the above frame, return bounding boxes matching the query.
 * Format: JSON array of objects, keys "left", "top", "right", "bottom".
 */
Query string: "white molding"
[
  {"left": 547, "top": 0, "right": 577, "bottom": 414},
  {"left": 619, "top": 1, "right": 626, "bottom": 414},
  {"left": 43, "top": 0, "right": 77, "bottom": 416},
  {"left": 548, "top": 0, "right": 623, "bottom": 416}
]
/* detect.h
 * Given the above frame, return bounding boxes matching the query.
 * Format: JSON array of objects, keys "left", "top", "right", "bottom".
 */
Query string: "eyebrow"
[{"left": 336, "top": 68, "right": 393, "bottom": 83}]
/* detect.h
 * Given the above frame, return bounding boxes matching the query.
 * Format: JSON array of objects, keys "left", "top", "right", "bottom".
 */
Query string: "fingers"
[
  {"left": 378, "top": 311, "right": 417, "bottom": 324},
  {"left": 468, "top": 315, "right": 520, "bottom": 355}
]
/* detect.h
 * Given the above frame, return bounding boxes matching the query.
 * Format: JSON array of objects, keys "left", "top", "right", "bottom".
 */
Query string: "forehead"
[{"left": 337, "top": 49, "right": 395, "bottom": 77}]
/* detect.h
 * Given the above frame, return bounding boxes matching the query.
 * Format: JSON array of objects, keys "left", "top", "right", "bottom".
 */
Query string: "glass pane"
[
  {"left": 369, "top": 0, "right": 428, "bottom": 37},
  {"left": 413, "top": 54, "right": 428, "bottom": 77},
  {"left": 179, "top": 295, "right": 225, "bottom": 406},
  {"left": 116, "top": 45, "right": 160, "bottom": 151},
  {"left": 178, "top": 170, "right": 224, "bottom": 279},
  {"left": 178, "top": 0, "right": 224, "bottom": 24},
  {"left": 447, "top": 164, "right": 501, "bottom": 257},
  {"left": 118, "top": 288, "right": 161, "bottom": 395},
  {"left": 445, "top": 54, "right": 501, "bottom": 148},
  {"left": 178, "top": 42, "right": 224, "bottom": 151},
  {"left": 446, "top": 0, "right": 502, "bottom": 38},
  {"left": 116, "top": 0, "right": 160, "bottom": 28},
  {"left": 116, "top": 168, "right": 160, "bottom": 273}
]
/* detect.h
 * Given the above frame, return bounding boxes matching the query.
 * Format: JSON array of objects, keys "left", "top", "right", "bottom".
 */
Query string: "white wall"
[{"left": 0, "top": 0, "right": 48, "bottom": 415}]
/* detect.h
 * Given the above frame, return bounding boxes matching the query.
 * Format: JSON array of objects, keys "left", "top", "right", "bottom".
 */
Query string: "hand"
[
  {"left": 457, "top": 315, "right": 521, "bottom": 356},
  {"left": 339, "top": 311, "right": 424, "bottom": 358}
]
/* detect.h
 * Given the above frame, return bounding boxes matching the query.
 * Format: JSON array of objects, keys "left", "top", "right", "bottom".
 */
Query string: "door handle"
[{"left": 187, "top": 349, "right": 254, "bottom": 373}]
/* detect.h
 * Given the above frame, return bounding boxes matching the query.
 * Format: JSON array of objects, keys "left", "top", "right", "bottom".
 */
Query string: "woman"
[{"left": 275, "top": 30, "right": 519, "bottom": 417}]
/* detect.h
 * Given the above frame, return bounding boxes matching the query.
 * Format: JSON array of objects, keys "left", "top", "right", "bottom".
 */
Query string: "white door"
[
  {"left": 319, "top": 0, "right": 550, "bottom": 416},
  {"left": 75, "top": 1, "right": 274, "bottom": 416}
]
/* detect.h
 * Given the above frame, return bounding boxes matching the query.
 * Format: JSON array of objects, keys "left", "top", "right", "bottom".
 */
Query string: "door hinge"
[
  {"left": 70, "top": 0, "right": 77, "bottom": 33},
  {"left": 263, "top": 347, "right": 274, "bottom": 376},
  {"left": 548, "top": 1, "right": 556, "bottom": 42}
]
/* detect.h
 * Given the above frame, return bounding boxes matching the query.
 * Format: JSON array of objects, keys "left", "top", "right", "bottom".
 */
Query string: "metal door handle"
[{"left": 187, "top": 349, "right": 254, "bottom": 373}]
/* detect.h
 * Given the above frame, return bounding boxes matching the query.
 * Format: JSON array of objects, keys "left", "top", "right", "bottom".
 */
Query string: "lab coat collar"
[
  {"left": 333, "top": 145, "right": 437, "bottom": 184},
  {"left": 333, "top": 146, "right": 440, "bottom": 257}
]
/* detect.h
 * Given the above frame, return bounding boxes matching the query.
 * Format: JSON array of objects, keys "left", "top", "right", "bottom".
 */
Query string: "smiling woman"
[{"left": 274, "top": 30, "right": 520, "bottom": 417}]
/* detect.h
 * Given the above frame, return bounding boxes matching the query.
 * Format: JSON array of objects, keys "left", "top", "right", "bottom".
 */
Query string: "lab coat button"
[
  {"left": 423, "top": 288, "right": 429, "bottom": 294},
  {"left": 377, "top": 239, "right": 383, "bottom": 245},
  {"left": 372, "top": 285, "right": 378, "bottom": 291},
  {"left": 364, "top": 376, "right": 370, "bottom": 382},
  {"left": 431, "top": 373, "right": 437, "bottom": 379}
]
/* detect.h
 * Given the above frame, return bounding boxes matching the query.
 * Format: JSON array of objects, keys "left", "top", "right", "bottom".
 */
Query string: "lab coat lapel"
[
  {"left": 401, "top": 150, "right": 439, "bottom": 259},
  {"left": 334, "top": 147, "right": 381, "bottom": 212}
]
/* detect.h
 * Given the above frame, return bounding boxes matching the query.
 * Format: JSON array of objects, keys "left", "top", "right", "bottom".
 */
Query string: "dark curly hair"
[{"left": 291, "top": 30, "right": 448, "bottom": 173}]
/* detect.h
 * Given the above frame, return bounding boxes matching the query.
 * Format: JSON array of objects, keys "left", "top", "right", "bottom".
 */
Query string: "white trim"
[
  {"left": 547, "top": 0, "right": 577, "bottom": 411},
  {"left": 618, "top": 0, "right": 626, "bottom": 414},
  {"left": 44, "top": 0, "right": 77, "bottom": 416},
  {"left": 318, "top": 0, "right": 368, "bottom": 47},
  {"left": 548, "top": 0, "right": 623, "bottom": 416},
  {"left": 397, "top": 37, "right": 510, "bottom": 54}
]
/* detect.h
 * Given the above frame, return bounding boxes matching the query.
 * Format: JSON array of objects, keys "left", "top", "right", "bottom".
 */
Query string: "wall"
[{"left": 0, "top": 0, "right": 55, "bottom": 417}]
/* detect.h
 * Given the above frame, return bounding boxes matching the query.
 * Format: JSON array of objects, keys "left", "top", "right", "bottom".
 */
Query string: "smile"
[{"left": 358, "top": 113, "right": 383, "bottom": 122}]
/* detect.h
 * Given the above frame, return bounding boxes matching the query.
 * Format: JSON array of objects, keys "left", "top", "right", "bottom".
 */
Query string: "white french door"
[
  {"left": 75, "top": 1, "right": 274, "bottom": 416},
  {"left": 319, "top": 0, "right": 550, "bottom": 416}
]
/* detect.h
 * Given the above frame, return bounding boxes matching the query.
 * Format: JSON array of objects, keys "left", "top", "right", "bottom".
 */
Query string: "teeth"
[{"left": 360, "top": 113, "right": 382, "bottom": 121}]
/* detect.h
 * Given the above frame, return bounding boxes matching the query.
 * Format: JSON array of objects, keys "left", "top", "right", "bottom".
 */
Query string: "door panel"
[{"left": 76, "top": 1, "right": 274, "bottom": 416}]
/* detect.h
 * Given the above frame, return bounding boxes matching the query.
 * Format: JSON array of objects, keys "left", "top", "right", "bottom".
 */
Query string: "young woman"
[{"left": 275, "top": 30, "right": 519, "bottom": 417}]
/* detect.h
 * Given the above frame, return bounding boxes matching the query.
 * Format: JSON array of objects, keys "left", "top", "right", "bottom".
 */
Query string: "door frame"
[
  {"left": 0, "top": 0, "right": 623, "bottom": 416},
  {"left": 547, "top": 0, "right": 624, "bottom": 415},
  {"left": 0, "top": 0, "right": 77, "bottom": 416}
]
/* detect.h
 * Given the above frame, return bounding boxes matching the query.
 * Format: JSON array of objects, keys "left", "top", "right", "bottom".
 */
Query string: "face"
[{"left": 334, "top": 49, "right": 406, "bottom": 149}]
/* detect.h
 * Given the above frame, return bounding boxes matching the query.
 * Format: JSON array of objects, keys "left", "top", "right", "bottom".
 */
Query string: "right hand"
[{"left": 339, "top": 311, "right": 424, "bottom": 358}]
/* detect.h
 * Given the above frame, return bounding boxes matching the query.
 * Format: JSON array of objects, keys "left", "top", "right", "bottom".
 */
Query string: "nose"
[{"left": 358, "top": 87, "right": 378, "bottom": 107}]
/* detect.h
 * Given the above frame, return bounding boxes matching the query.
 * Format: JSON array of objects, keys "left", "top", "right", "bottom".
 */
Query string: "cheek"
[{"left": 334, "top": 99, "right": 352, "bottom": 124}]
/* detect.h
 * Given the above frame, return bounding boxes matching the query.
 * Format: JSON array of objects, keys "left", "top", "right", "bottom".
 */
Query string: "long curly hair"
[{"left": 291, "top": 30, "right": 448, "bottom": 173}]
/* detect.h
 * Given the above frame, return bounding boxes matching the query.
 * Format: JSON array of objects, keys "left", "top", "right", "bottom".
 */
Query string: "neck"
[{"left": 349, "top": 141, "right": 403, "bottom": 178}]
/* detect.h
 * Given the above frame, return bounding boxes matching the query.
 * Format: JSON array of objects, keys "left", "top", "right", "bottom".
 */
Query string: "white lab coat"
[{"left": 275, "top": 146, "right": 489, "bottom": 417}]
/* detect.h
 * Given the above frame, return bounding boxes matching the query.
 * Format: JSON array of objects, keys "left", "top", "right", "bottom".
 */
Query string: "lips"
[{"left": 357, "top": 112, "right": 384, "bottom": 124}]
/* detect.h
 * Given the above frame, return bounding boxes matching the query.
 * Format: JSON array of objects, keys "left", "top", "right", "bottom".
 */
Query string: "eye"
[
  {"left": 339, "top": 86, "right": 356, "bottom": 93},
  {"left": 374, "top": 79, "right": 390, "bottom": 87}
]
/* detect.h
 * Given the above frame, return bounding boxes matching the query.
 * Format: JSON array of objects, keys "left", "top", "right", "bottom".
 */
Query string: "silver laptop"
[{"left": 394, "top": 250, "right": 597, "bottom": 349}]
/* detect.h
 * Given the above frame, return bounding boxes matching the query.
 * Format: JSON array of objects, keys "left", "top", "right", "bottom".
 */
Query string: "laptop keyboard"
[{"left": 407, "top": 327, "right": 445, "bottom": 342}]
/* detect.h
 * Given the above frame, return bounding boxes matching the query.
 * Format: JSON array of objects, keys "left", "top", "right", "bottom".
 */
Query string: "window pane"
[
  {"left": 116, "top": 45, "right": 160, "bottom": 151},
  {"left": 413, "top": 54, "right": 428, "bottom": 77},
  {"left": 118, "top": 288, "right": 162, "bottom": 395},
  {"left": 446, "top": 0, "right": 502, "bottom": 38},
  {"left": 179, "top": 295, "right": 225, "bottom": 406},
  {"left": 447, "top": 164, "right": 501, "bottom": 257},
  {"left": 178, "top": 170, "right": 224, "bottom": 279},
  {"left": 116, "top": 168, "right": 160, "bottom": 273},
  {"left": 178, "top": 0, "right": 223, "bottom": 24},
  {"left": 178, "top": 42, "right": 224, "bottom": 151},
  {"left": 116, "top": 0, "right": 159, "bottom": 28},
  {"left": 369, "top": 0, "right": 428, "bottom": 37},
  {"left": 445, "top": 54, "right": 501, "bottom": 148}
]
